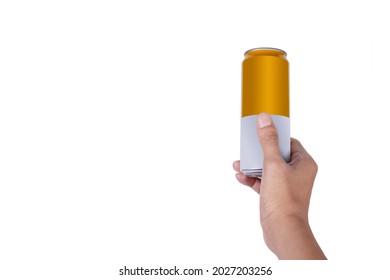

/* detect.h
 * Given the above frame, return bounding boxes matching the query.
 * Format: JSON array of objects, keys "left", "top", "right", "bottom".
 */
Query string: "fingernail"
[{"left": 258, "top": 113, "right": 272, "bottom": 128}]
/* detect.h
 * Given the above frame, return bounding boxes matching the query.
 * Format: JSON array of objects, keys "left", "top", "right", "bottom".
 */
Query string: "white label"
[{"left": 240, "top": 114, "right": 290, "bottom": 172}]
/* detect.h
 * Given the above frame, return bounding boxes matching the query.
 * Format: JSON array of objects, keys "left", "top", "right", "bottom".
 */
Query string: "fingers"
[
  {"left": 289, "top": 138, "right": 317, "bottom": 172},
  {"left": 232, "top": 161, "right": 261, "bottom": 193},
  {"left": 290, "top": 137, "right": 314, "bottom": 161},
  {"left": 256, "top": 113, "right": 284, "bottom": 162},
  {"left": 290, "top": 138, "right": 309, "bottom": 155},
  {"left": 233, "top": 160, "right": 240, "bottom": 172},
  {"left": 235, "top": 173, "right": 261, "bottom": 193}
]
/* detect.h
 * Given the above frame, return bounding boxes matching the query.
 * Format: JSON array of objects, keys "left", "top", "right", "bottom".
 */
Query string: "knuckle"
[
  {"left": 290, "top": 138, "right": 301, "bottom": 148},
  {"left": 264, "top": 159, "right": 286, "bottom": 172},
  {"left": 290, "top": 138, "right": 300, "bottom": 145},
  {"left": 305, "top": 157, "right": 318, "bottom": 173},
  {"left": 311, "top": 159, "right": 318, "bottom": 173},
  {"left": 262, "top": 130, "right": 278, "bottom": 142}
]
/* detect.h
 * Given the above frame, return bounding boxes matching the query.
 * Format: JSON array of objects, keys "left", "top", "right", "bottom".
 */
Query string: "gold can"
[{"left": 240, "top": 48, "right": 290, "bottom": 177}]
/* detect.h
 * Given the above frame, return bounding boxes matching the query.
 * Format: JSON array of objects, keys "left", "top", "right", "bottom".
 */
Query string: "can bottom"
[{"left": 241, "top": 169, "right": 262, "bottom": 178}]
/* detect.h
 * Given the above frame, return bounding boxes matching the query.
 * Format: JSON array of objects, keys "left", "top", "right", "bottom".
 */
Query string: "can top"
[
  {"left": 242, "top": 47, "right": 289, "bottom": 118},
  {"left": 244, "top": 47, "right": 287, "bottom": 58}
]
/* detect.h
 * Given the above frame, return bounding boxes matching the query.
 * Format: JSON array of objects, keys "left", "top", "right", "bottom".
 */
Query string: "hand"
[{"left": 233, "top": 113, "right": 326, "bottom": 260}]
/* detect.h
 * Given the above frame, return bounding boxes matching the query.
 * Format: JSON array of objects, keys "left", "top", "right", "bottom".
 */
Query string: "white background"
[{"left": 1, "top": 0, "right": 389, "bottom": 279}]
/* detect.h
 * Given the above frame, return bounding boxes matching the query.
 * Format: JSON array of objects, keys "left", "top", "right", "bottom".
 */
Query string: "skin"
[{"left": 233, "top": 112, "right": 326, "bottom": 260}]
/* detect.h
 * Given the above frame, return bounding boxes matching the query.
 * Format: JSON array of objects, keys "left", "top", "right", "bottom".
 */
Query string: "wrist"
[
  {"left": 261, "top": 213, "right": 308, "bottom": 252},
  {"left": 261, "top": 214, "right": 325, "bottom": 260}
]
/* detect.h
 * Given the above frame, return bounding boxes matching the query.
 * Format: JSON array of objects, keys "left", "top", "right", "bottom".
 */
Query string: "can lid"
[{"left": 244, "top": 47, "right": 287, "bottom": 57}]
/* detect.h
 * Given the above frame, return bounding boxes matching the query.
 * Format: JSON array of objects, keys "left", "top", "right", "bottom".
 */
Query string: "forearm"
[{"left": 262, "top": 216, "right": 327, "bottom": 260}]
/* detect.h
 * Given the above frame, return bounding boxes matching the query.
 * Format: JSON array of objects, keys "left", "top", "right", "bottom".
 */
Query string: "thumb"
[{"left": 257, "top": 113, "right": 283, "bottom": 162}]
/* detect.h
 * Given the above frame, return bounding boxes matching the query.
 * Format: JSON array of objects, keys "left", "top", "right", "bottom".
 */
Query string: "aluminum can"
[{"left": 240, "top": 48, "right": 290, "bottom": 177}]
